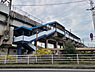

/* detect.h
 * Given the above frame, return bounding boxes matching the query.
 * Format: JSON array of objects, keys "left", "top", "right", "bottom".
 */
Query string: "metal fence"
[
  {"left": 0, "top": 54, "right": 95, "bottom": 64},
  {"left": 12, "top": 6, "right": 43, "bottom": 24}
]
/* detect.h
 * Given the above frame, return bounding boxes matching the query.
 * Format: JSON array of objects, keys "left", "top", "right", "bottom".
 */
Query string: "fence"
[
  {"left": 11, "top": 6, "right": 43, "bottom": 24},
  {"left": 0, "top": 54, "right": 95, "bottom": 64}
]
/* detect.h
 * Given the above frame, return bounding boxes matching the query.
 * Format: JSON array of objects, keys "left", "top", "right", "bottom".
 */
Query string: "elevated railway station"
[
  {"left": 0, "top": 2, "right": 86, "bottom": 55},
  {"left": 13, "top": 21, "right": 84, "bottom": 55}
]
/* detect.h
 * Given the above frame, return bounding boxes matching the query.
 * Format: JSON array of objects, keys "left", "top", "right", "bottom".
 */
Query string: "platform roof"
[
  {"left": 44, "top": 48, "right": 95, "bottom": 51},
  {"left": 14, "top": 21, "right": 80, "bottom": 40},
  {"left": 14, "top": 21, "right": 64, "bottom": 31},
  {"left": 66, "top": 30, "right": 80, "bottom": 40}
]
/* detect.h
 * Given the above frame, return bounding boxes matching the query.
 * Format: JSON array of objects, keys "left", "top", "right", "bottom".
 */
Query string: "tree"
[{"left": 63, "top": 40, "right": 78, "bottom": 54}]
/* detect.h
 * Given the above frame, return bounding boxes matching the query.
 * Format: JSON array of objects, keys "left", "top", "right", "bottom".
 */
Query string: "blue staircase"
[{"left": 22, "top": 44, "right": 35, "bottom": 51}]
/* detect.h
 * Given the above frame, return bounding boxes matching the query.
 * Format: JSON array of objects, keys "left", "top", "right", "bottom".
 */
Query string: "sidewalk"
[{"left": 0, "top": 65, "right": 95, "bottom": 69}]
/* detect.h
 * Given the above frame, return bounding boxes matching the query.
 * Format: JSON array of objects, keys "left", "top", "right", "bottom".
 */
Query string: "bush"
[
  {"left": 34, "top": 48, "right": 53, "bottom": 56},
  {"left": 62, "top": 40, "right": 78, "bottom": 54}
]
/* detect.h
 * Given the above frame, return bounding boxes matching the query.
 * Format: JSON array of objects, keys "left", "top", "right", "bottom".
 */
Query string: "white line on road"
[{"left": 0, "top": 69, "right": 95, "bottom": 71}]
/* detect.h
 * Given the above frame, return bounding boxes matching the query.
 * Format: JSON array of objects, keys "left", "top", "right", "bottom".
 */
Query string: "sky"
[{"left": 4, "top": 0, "right": 95, "bottom": 47}]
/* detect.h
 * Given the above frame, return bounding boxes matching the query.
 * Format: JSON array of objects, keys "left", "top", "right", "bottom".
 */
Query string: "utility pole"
[
  {"left": 36, "top": 31, "right": 38, "bottom": 54},
  {"left": 87, "top": 0, "right": 95, "bottom": 29}
]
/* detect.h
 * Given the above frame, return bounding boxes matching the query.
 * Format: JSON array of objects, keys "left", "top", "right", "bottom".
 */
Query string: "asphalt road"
[{"left": 0, "top": 69, "right": 95, "bottom": 72}]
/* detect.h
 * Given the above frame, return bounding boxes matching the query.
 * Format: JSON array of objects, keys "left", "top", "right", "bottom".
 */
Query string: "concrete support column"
[
  {"left": 45, "top": 39, "right": 48, "bottom": 49},
  {"left": 34, "top": 41, "right": 36, "bottom": 46},
  {"left": 54, "top": 41, "right": 58, "bottom": 48},
  {"left": 56, "top": 50, "right": 59, "bottom": 55},
  {"left": 63, "top": 42, "right": 65, "bottom": 48},
  {"left": 0, "top": 47, "right": 8, "bottom": 55},
  {"left": 7, "top": 47, "right": 10, "bottom": 55},
  {"left": 17, "top": 44, "right": 22, "bottom": 55},
  {"left": 60, "top": 45, "right": 61, "bottom": 49},
  {"left": 53, "top": 50, "right": 56, "bottom": 54}
]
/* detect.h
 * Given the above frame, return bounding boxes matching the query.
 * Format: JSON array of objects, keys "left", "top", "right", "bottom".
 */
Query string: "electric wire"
[{"left": 13, "top": 0, "right": 87, "bottom": 7}]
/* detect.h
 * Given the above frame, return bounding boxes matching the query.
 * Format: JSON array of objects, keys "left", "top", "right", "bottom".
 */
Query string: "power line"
[{"left": 13, "top": 0, "right": 87, "bottom": 7}]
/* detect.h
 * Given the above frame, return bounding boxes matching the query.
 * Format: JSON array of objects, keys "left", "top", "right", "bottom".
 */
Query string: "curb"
[{"left": 0, "top": 65, "right": 95, "bottom": 69}]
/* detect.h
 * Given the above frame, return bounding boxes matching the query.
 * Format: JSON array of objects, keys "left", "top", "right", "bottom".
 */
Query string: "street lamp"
[{"left": 36, "top": 30, "right": 38, "bottom": 54}]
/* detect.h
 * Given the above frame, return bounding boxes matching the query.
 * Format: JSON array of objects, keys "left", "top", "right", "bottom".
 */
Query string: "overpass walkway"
[{"left": 13, "top": 21, "right": 68, "bottom": 55}]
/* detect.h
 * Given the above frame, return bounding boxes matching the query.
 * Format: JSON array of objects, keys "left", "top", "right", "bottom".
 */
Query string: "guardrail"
[
  {"left": 14, "top": 29, "right": 55, "bottom": 42},
  {"left": 0, "top": 54, "right": 95, "bottom": 64},
  {"left": 12, "top": 6, "right": 43, "bottom": 24}
]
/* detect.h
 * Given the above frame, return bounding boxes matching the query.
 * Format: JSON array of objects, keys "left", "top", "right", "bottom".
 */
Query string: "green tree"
[{"left": 63, "top": 40, "right": 78, "bottom": 54}]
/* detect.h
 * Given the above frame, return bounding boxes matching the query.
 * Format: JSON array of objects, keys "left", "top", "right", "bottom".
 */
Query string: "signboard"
[{"left": 90, "top": 33, "right": 93, "bottom": 40}]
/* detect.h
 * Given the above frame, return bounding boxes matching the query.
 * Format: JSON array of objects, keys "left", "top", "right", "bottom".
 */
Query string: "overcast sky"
[{"left": 11, "top": 0, "right": 95, "bottom": 47}]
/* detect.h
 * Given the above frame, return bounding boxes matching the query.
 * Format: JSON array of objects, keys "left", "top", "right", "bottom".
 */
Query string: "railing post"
[
  {"left": 36, "top": 56, "right": 37, "bottom": 63},
  {"left": 52, "top": 54, "right": 54, "bottom": 64},
  {"left": 16, "top": 55, "right": 18, "bottom": 63},
  {"left": 77, "top": 54, "right": 79, "bottom": 64},
  {"left": 4, "top": 55, "right": 7, "bottom": 64},
  {"left": 27, "top": 55, "right": 29, "bottom": 64}
]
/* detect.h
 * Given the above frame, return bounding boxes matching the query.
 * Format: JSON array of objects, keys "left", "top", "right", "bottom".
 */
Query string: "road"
[{"left": 0, "top": 69, "right": 95, "bottom": 72}]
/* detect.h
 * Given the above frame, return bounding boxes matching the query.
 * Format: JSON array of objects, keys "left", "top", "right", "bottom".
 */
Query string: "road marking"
[{"left": 0, "top": 69, "right": 95, "bottom": 71}]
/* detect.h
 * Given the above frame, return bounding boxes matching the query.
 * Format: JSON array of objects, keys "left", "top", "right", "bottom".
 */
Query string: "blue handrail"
[{"left": 14, "top": 21, "right": 57, "bottom": 31}]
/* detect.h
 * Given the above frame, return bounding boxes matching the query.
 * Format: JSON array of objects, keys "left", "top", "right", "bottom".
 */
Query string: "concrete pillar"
[
  {"left": 53, "top": 50, "right": 56, "bottom": 54},
  {"left": 17, "top": 44, "right": 22, "bottom": 55},
  {"left": 54, "top": 41, "right": 58, "bottom": 48},
  {"left": 45, "top": 39, "right": 48, "bottom": 49},
  {"left": 57, "top": 50, "right": 60, "bottom": 55},
  {"left": 34, "top": 41, "right": 36, "bottom": 46},
  {"left": 0, "top": 47, "right": 8, "bottom": 55},
  {"left": 7, "top": 47, "right": 10, "bottom": 55},
  {"left": 56, "top": 50, "right": 58, "bottom": 55},
  {"left": 63, "top": 42, "right": 65, "bottom": 48},
  {"left": 60, "top": 45, "right": 61, "bottom": 48}
]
